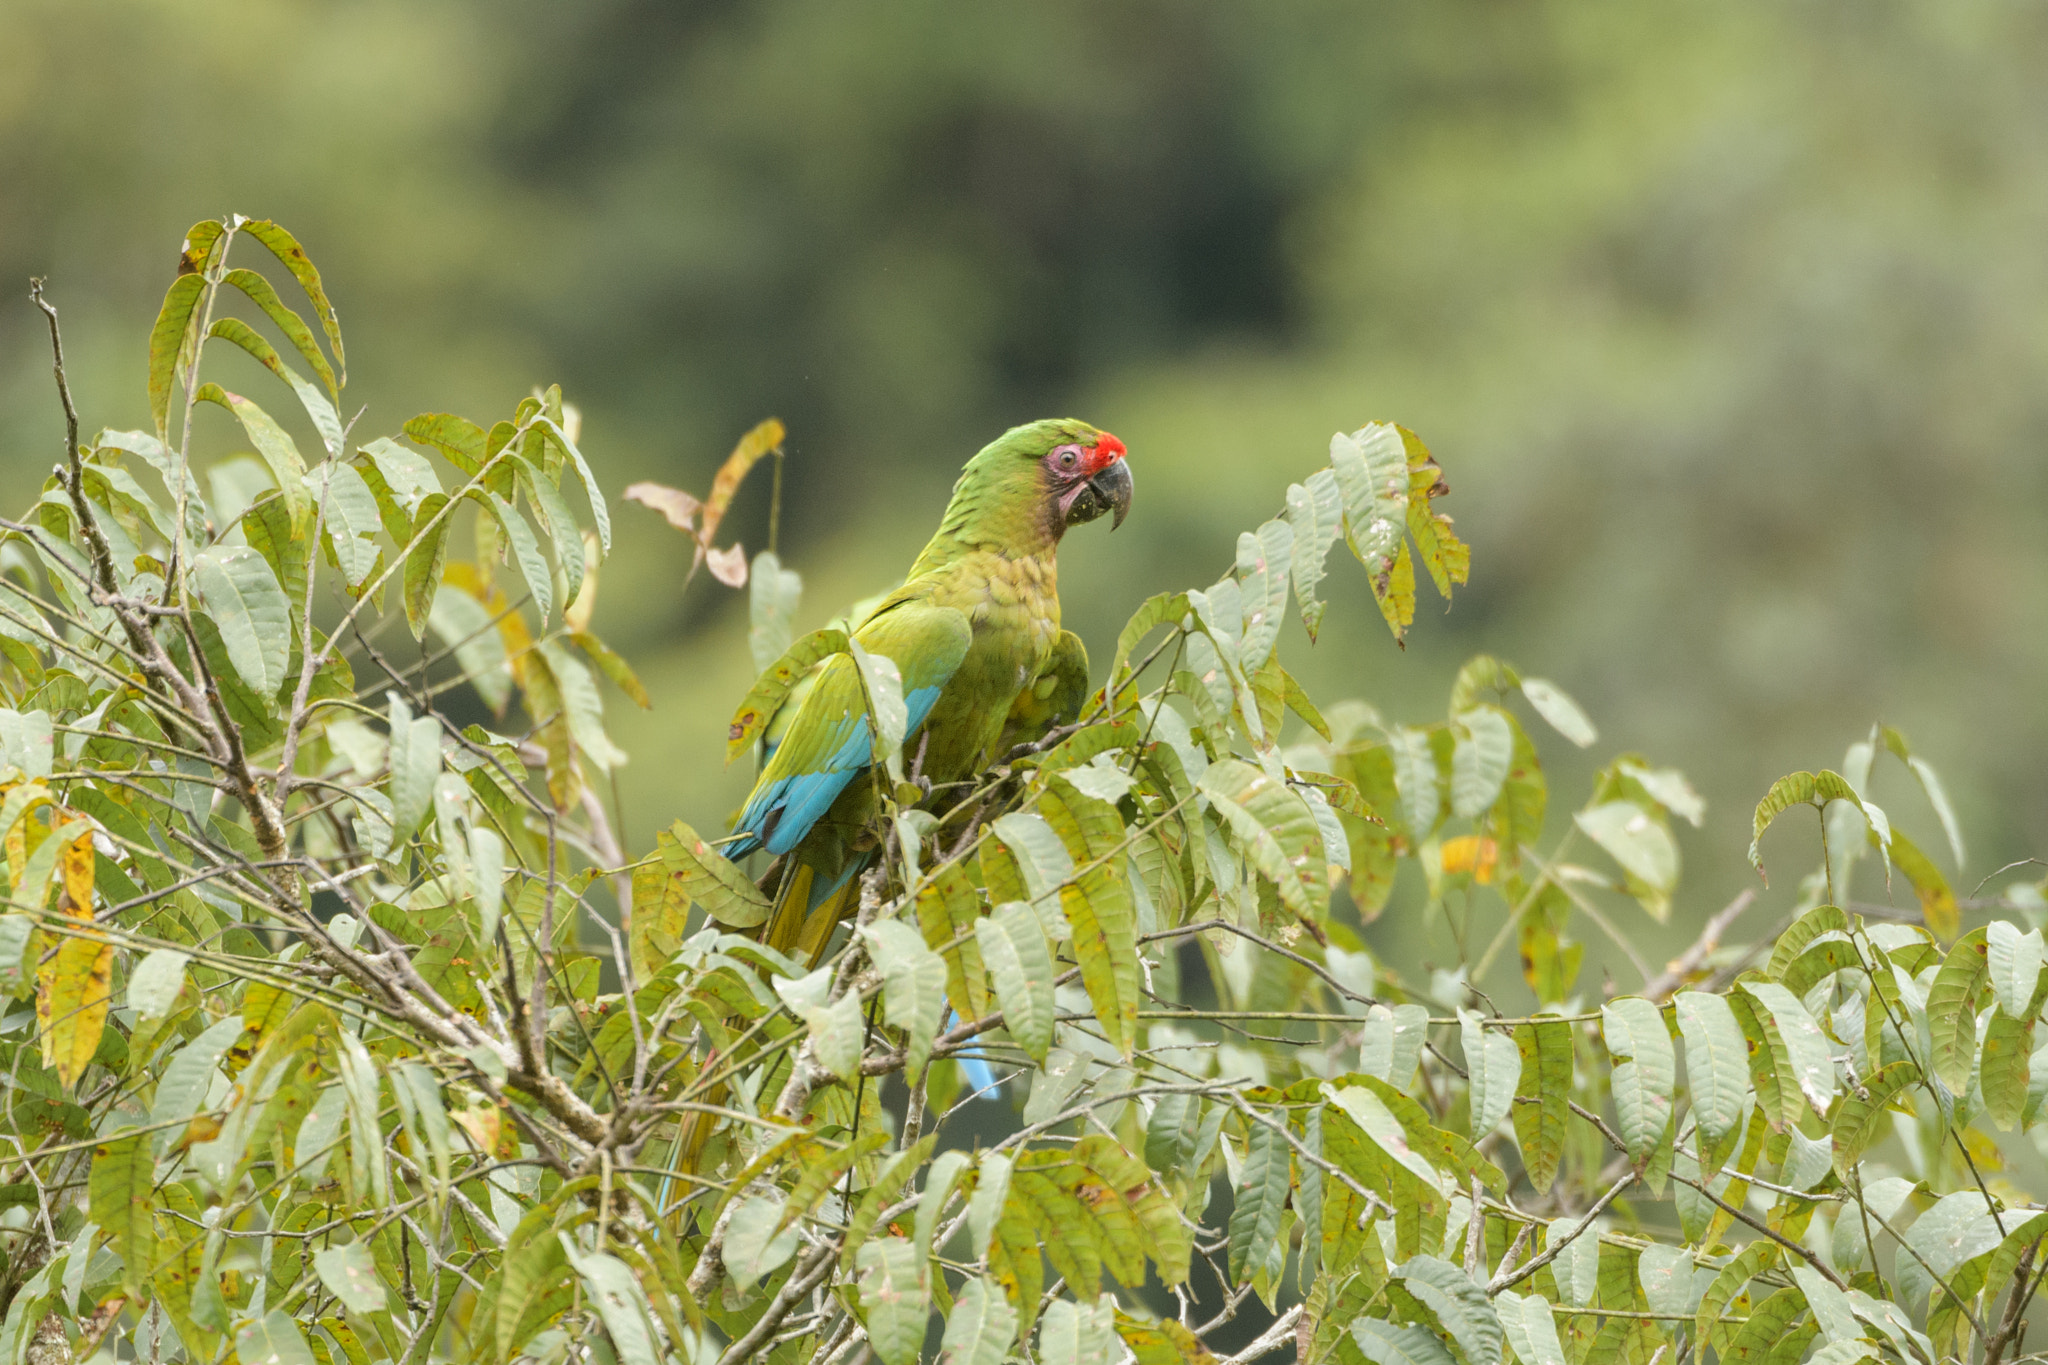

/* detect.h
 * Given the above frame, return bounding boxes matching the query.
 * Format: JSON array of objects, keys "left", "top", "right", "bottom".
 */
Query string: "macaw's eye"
[{"left": 1055, "top": 447, "right": 1079, "bottom": 470}]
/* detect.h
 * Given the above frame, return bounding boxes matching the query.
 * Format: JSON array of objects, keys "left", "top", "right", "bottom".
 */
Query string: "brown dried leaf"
[
  {"left": 623, "top": 481, "right": 702, "bottom": 536},
  {"left": 705, "top": 543, "right": 749, "bottom": 587}
]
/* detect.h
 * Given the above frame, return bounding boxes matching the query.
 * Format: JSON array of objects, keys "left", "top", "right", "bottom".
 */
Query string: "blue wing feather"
[{"left": 726, "top": 601, "right": 967, "bottom": 860}]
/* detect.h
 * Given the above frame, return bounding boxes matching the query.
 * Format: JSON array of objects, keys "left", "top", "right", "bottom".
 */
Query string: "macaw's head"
[{"left": 944, "top": 418, "right": 1132, "bottom": 553}]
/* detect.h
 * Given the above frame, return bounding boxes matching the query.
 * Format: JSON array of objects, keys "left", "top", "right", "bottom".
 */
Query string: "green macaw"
[{"left": 726, "top": 418, "right": 1132, "bottom": 964}]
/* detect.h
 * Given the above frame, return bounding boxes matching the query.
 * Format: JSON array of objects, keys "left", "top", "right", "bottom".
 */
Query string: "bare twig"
[
  {"left": 1641, "top": 890, "right": 1755, "bottom": 1001},
  {"left": 1488, "top": 1172, "right": 1635, "bottom": 1294}
]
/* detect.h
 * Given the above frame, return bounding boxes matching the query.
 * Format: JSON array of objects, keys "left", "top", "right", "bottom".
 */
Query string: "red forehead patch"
[{"left": 1092, "top": 431, "right": 1127, "bottom": 463}]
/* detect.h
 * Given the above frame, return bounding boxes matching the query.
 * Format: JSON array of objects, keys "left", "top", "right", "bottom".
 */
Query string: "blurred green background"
[{"left": 6, "top": 0, "right": 2042, "bottom": 988}]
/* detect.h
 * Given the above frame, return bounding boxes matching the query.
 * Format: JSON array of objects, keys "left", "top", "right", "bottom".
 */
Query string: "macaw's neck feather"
[{"left": 909, "top": 417, "right": 1108, "bottom": 575}]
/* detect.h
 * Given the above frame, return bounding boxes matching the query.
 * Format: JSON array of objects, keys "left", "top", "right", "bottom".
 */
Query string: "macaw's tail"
[{"left": 758, "top": 855, "right": 868, "bottom": 966}]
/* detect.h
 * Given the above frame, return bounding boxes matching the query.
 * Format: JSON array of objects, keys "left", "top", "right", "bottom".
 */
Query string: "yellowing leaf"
[
  {"left": 38, "top": 927, "right": 112, "bottom": 1088},
  {"left": 662, "top": 819, "right": 771, "bottom": 928}
]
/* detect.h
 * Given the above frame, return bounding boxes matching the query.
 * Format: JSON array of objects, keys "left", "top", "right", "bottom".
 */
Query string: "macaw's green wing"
[
  {"left": 728, "top": 601, "right": 971, "bottom": 858},
  {"left": 993, "top": 629, "right": 1091, "bottom": 758}
]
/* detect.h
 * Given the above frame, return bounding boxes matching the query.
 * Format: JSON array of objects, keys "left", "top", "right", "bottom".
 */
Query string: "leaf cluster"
[{"left": 2, "top": 221, "right": 2045, "bottom": 1365}]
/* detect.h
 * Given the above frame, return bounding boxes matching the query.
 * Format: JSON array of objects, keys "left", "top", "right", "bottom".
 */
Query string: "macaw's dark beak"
[{"left": 1089, "top": 456, "right": 1132, "bottom": 531}]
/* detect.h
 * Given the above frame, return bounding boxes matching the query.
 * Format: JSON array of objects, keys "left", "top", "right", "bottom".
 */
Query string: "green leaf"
[
  {"left": 1889, "top": 828, "right": 1960, "bottom": 943},
  {"left": 991, "top": 812, "right": 1074, "bottom": 912},
  {"left": 1351, "top": 1317, "right": 1459, "bottom": 1365},
  {"left": 127, "top": 948, "right": 190, "bottom": 1018},
  {"left": 858, "top": 1236, "right": 930, "bottom": 1365},
  {"left": 862, "top": 920, "right": 946, "bottom": 1078},
  {"left": 1396, "top": 1254, "right": 1503, "bottom": 1365},
  {"left": 724, "top": 1192, "right": 800, "bottom": 1288},
  {"left": 471, "top": 827, "right": 505, "bottom": 953},
  {"left": 475, "top": 491, "right": 554, "bottom": 623},
  {"left": 241, "top": 219, "right": 345, "bottom": 381},
  {"left": 1323, "top": 1082, "right": 1444, "bottom": 1189},
  {"left": 849, "top": 640, "right": 909, "bottom": 782},
  {"left": 206, "top": 316, "right": 345, "bottom": 456},
  {"left": 404, "top": 412, "right": 487, "bottom": 474},
  {"left": 195, "top": 384, "right": 312, "bottom": 529},
  {"left": 1673, "top": 991, "right": 1748, "bottom": 1153},
  {"left": 1145, "top": 1093, "right": 1207, "bottom": 1173},
  {"left": 1787, "top": 1266, "right": 1862, "bottom": 1346},
  {"left": 1200, "top": 757, "right": 1325, "bottom": 921},
  {"left": 1044, "top": 781, "right": 1141, "bottom": 1056},
  {"left": 233, "top": 1311, "right": 319, "bottom": 1365},
  {"left": 914, "top": 1148, "right": 974, "bottom": 1266},
  {"left": 1285, "top": 469, "right": 1344, "bottom": 640},
  {"left": 356, "top": 436, "right": 442, "bottom": 521},
  {"left": 384, "top": 693, "right": 442, "bottom": 847},
  {"left": 149, "top": 272, "right": 208, "bottom": 440},
  {"left": 797, "top": 986, "right": 864, "bottom": 1083},
  {"left": 309, "top": 461, "right": 384, "bottom": 591},
  {"left": 428, "top": 585, "right": 512, "bottom": 714},
  {"left": 662, "top": 820, "right": 771, "bottom": 927},
  {"left": 243, "top": 495, "right": 311, "bottom": 618},
  {"left": 1330, "top": 423, "right": 1417, "bottom": 641},
  {"left": 1695, "top": 1242, "right": 1779, "bottom": 1355},
  {"left": 1548, "top": 1216, "right": 1599, "bottom": 1307},
  {"left": 967, "top": 1150, "right": 1013, "bottom": 1262},
  {"left": 1461, "top": 1011, "right": 1521, "bottom": 1139},
  {"left": 1601, "top": 997, "right": 1674, "bottom": 1165},
  {"left": 402, "top": 493, "right": 454, "bottom": 639},
  {"left": 914, "top": 862, "right": 991, "bottom": 1026},
  {"left": 1575, "top": 801, "right": 1678, "bottom": 921},
  {"left": 1982, "top": 1010, "right": 2033, "bottom": 1130},
  {"left": 534, "top": 416, "right": 611, "bottom": 552},
  {"left": 510, "top": 450, "right": 585, "bottom": 608},
  {"left": 1037, "top": 1294, "right": 1117, "bottom": 1365},
  {"left": 1736, "top": 981, "right": 1837, "bottom": 1116},
  {"left": 976, "top": 901, "right": 1055, "bottom": 1064},
  {"left": 219, "top": 265, "right": 338, "bottom": 399},
  {"left": 1110, "top": 590, "right": 1193, "bottom": 687},
  {"left": 1519, "top": 678, "right": 1597, "bottom": 748},
  {"left": 1765, "top": 905, "right": 1851, "bottom": 980},
  {"left": 939, "top": 1275, "right": 1017, "bottom": 1365},
  {"left": 727, "top": 627, "right": 849, "bottom": 763},
  {"left": 1830, "top": 1175, "right": 1916, "bottom": 1272},
  {"left": 1897, "top": 1191, "right": 2003, "bottom": 1321},
  {"left": 312, "top": 1243, "right": 388, "bottom": 1316},
  {"left": 191, "top": 546, "right": 290, "bottom": 695},
  {"left": 1726, "top": 991, "right": 1793, "bottom": 1131},
  {"left": 560, "top": 1240, "right": 661, "bottom": 1365},
  {"left": 1228, "top": 1119, "right": 1291, "bottom": 1285},
  {"left": 493, "top": 1219, "right": 572, "bottom": 1357},
  {"left": 1388, "top": 726, "right": 1441, "bottom": 838},
  {"left": 1235, "top": 518, "right": 1293, "bottom": 671},
  {"left": 1724, "top": 1287, "right": 1814, "bottom": 1365},
  {"left": 150, "top": 1017, "right": 244, "bottom": 1133},
  {"left": 393, "top": 1062, "right": 453, "bottom": 1208},
  {"left": 537, "top": 638, "right": 627, "bottom": 773},
  {"left": 1988, "top": 919, "right": 2043, "bottom": 1020},
  {"left": 1496, "top": 1292, "right": 1568, "bottom": 1365},
  {"left": 1512, "top": 1019, "right": 1571, "bottom": 1194},
  {"left": 335, "top": 1029, "right": 388, "bottom": 1203},
  {"left": 1450, "top": 706, "right": 1514, "bottom": 819},
  {"left": 1637, "top": 1245, "right": 1697, "bottom": 1317},
  {"left": 1749, "top": 770, "right": 1890, "bottom": 884},
  {"left": 1926, "top": 928, "right": 1991, "bottom": 1091},
  {"left": 748, "top": 550, "right": 803, "bottom": 675},
  {"left": 89, "top": 1132, "right": 155, "bottom": 1294},
  {"left": 1904, "top": 753, "right": 1966, "bottom": 869}
]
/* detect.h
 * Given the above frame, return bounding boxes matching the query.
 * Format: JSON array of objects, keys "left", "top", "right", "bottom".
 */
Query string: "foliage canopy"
[{"left": 1, "top": 220, "right": 2043, "bottom": 1365}]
